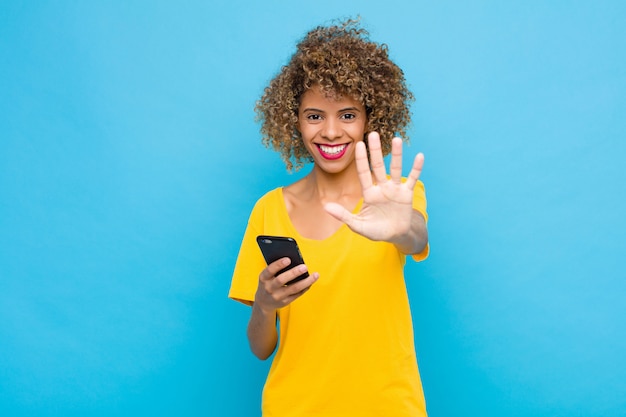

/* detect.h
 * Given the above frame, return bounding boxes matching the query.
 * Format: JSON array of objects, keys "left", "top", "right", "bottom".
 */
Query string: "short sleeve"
[{"left": 228, "top": 201, "right": 267, "bottom": 306}]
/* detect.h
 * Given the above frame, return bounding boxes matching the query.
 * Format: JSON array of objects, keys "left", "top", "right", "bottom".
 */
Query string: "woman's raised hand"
[{"left": 324, "top": 132, "right": 424, "bottom": 245}]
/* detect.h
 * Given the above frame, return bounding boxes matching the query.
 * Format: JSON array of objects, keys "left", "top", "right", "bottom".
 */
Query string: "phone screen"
[{"left": 256, "top": 235, "right": 309, "bottom": 285}]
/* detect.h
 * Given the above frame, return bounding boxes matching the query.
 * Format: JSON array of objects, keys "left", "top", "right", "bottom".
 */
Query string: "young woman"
[{"left": 229, "top": 19, "right": 430, "bottom": 417}]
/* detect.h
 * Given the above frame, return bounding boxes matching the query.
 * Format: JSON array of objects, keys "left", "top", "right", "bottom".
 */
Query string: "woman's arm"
[
  {"left": 247, "top": 258, "right": 319, "bottom": 360},
  {"left": 247, "top": 302, "right": 279, "bottom": 360}
]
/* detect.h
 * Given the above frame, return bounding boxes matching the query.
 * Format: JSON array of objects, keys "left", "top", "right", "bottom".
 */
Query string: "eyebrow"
[{"left": 301, "top": 106, "right": 362, "bottom": 113}]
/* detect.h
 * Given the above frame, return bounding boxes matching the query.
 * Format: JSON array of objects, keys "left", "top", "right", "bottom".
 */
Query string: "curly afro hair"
[{"left": 255, "top": 18, "right": 414, "bottom": 171}]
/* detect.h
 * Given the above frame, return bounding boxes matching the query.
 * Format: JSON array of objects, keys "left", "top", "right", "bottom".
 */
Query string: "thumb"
[
  {"left": 325, "top": 202, "right": 368, "bottom": 237},
  {"left": 324, "top": 202, "right": 353, "bottom": 224}
]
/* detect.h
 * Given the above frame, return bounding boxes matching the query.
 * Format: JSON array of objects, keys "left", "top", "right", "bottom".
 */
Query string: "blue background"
[{"left": 1, "top": 1, "right": 625, "bottom": 416}]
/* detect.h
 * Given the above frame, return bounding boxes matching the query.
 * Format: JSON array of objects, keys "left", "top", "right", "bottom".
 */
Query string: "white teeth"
[{"left": 319, "top": 144, "right": 347, "bottom": 155}]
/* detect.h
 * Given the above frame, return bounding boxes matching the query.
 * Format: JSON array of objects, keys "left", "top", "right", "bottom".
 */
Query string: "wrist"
[
  {"left": 391, "top": 211, "right": 428, "bottom": 254},
  {"left": 253, "top": 298, "right": 278, "bottom": 317}
]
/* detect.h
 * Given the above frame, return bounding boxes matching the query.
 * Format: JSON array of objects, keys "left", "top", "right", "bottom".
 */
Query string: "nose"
[{"left": 321, "top": 119, "right": 342, "bottom": 141}]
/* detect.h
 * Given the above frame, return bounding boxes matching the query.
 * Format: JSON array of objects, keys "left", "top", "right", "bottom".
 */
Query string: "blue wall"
[{"left": 1, "top": 1, "right": 625, "bottom": 416}]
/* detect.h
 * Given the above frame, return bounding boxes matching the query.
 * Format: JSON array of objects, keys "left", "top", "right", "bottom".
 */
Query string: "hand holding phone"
[{"left": 256, "top": 235, "right": 309, "bottom": 285}]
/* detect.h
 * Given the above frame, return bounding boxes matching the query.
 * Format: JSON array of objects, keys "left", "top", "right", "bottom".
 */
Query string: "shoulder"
[
  {"left": 282, "top": 176, "right": 310, "bottom": 212},
  {"left": 253, "top": 187, "right": 283, "bottom": 207},
  {"left": 282, "top": 176, "right": 308, "bottom": 197}
]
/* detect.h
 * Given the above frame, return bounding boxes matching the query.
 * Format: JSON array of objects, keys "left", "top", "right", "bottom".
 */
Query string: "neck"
[{"left": 304, "top": 164, "right": 362, "bottom": 202}]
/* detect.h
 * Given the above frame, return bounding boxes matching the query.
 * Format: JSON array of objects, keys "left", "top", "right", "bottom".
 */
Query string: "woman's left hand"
[{"left": 324, "top": 132, "right": 427, "bottom": 253}]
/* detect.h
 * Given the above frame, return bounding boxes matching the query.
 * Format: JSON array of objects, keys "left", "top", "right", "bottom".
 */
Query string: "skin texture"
[{"left": 247, "top": 88, "right": 428, "bottom": 359}]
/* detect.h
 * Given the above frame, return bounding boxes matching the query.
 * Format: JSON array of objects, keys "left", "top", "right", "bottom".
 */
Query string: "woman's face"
[{"left": 297, "top": 87, "right": 367, "bottom": 174}]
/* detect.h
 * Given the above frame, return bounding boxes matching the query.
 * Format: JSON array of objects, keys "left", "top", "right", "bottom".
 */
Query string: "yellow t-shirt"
[{"left": 229, "top": 181, "right": 429, "bottom": 417}]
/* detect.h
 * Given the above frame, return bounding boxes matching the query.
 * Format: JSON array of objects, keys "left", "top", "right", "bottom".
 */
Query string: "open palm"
[{"left": 324, "top": 132, "right": 424, "bottom": 242}]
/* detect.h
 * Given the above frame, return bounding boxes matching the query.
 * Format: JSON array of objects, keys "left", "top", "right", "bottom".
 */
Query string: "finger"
[
  {"left": 324, "top": 202, "right": 354, "bottom": 224},
  {"left": 277, "top": 271, "right": 318, "bottom": 303},
  {"left": 354, "top": 141, "right": 373, "bottom": 191},
  {"left": 404, "top": 152, "right": 424, "bottom": 191},
  {"left": 389, "top": 137, "right": 403, "bottom": 183},
  {"left": 367, "top": 132, "right": 387, "bottom": 185},
  {"left": 324, "top": 202, "right": 365, "bottom": 236},
  {"left": 283, "top": 277, "right": 315, "bottom": 306},
  {"left": 275, "top": 263, "right": 309, "bottom": 287},
  {"left": 284, "top": 272, "right": 319, "bottom": 294},
  {"left": 260, "top": 257, "right": 291, "bottom": 282}
]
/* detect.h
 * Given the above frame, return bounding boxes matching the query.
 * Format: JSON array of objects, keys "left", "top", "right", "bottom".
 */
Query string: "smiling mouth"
[{"left": 316, "top": 143, "right": 348, "bottom": 160}]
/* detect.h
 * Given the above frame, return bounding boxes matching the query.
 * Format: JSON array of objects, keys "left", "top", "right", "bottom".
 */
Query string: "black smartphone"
[{"left": 256, "top": 235, "right": 309, "bottom": 285}]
